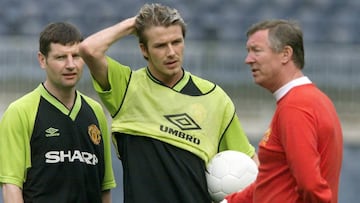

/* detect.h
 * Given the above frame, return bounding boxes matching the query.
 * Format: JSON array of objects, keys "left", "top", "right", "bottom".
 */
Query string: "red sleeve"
[
  {"left": 224, "top": 182, "right": 254, "bottom": 203},
  {"left": 278, "top": 106, "right": 332, "bottom": 202}
]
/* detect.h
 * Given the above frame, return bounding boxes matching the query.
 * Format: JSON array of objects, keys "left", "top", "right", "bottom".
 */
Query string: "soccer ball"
[{"left": 206, "top": 150, "right": 258, "bottom": 202}]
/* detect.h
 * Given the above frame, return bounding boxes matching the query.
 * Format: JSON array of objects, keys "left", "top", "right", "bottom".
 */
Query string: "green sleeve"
[
  {"left": 219, "top": 115, "right": 255, "bottom": 157},
  {"left": 0, "top": 97, "right": 37, "bottom": 188},
  {"left": 83, "top": 96, "right": 117, "bottom": 190},
  {"left": 92, "top": 56, "right": 132, "bottom": 117}
]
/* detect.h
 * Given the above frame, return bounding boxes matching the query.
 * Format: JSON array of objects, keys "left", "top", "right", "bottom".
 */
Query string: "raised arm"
[{"left": 79, "top": 17, "right": 137, "bottom": 90}]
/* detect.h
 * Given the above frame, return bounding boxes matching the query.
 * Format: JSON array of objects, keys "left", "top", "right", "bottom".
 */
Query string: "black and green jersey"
[
  {"left": 0, "top": 84, "right": 116, "bottom": 203},
  {"left": 93, "top": 57, "right": 255, "bottom": 203}
]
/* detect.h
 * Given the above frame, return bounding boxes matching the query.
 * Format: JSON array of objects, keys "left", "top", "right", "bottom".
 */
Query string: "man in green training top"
[
  {"left": 80, "top": 3, "right": 258, "bottom": 203},
  {"left": 0, "top": 22, "right": 116, "bottom": 203}
]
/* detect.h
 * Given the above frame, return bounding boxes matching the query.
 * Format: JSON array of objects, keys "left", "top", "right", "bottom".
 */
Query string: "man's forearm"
[
  {"left": 102, "top": 190, "right": 112, "bottom": 203},
  {"left": 2, "top": 183, "right": 24, "bottom": 203},
  {"left": 81, "top": 17, "right": 137, "bottom": 56}
]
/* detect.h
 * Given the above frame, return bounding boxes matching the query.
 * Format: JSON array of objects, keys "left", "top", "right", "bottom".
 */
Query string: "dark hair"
[
  {"left": 135, "top": 3, "right": 186, "bottom": 46},
  {"left": 39, "top": 22, "right": 83, "bottom": 57},
  {"left": 247, "top": 19, "right": 305, "bottom": 69}
]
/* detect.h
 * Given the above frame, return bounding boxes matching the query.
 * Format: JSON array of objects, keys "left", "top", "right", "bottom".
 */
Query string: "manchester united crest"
[
  {"left": 88, "top": 124, "right": 101, "bottom": 145},
  {"left": 260, "top": 128, "right": 271, "bottom": 146}
]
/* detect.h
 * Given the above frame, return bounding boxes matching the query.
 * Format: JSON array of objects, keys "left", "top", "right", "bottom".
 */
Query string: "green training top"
[
  {"left": 94, "top": 57, "right": 255, "bottom": 163},
  {"left": 92, "top": 56, "right": 255, "bottom": 203},
  {"left": 0, "top": 84, "right": 116, "bottom": 203}
]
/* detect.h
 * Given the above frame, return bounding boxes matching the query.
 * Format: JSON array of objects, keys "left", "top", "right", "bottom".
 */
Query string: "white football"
[{"left": 206, "top": 150, "right": 258, "bottom": 202}]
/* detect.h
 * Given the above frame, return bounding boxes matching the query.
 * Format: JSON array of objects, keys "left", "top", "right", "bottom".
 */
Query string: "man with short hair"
[
  {"left": 80, "top": 3, "right": 258, "bottom": 203},
  {"left": 223, "top": 19, "right": 343, "bottom": 203},
  {"left": 0, "top": 22, "right": 116, "bottom": 203}
]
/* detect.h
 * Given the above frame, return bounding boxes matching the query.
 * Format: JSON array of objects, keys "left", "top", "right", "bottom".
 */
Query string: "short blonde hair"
[{"left": 135, "top": 3, "right": 186, "bottom": 47}]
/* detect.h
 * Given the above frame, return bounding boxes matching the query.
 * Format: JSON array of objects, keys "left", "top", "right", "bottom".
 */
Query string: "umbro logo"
[
  {"left": 45, "top": 127, "right": 60, "bottom": 137},
  {"left": 164, "top": 113, "right": 201, "bottom": 130}
]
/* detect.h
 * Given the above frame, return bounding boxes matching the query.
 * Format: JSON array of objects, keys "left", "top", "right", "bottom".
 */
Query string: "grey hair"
[{"left": 246, "top": 19, "right": 305, "bottom": 69}]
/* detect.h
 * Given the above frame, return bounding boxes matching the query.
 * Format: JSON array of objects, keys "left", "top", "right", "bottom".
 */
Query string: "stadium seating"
[{"left": 0, "top": 0, "right": 359, "bottom": 44}]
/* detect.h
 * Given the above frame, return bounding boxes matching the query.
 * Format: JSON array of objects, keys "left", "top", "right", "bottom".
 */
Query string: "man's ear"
[
  {"left": 281, "top": 45, "right": 293, "bottom": 64},
  {"left": 38, "top": 51, "right": 47, "bottom": 70},
  {"left": 139, "top": 43, "right": 148, "bottom": 59}
]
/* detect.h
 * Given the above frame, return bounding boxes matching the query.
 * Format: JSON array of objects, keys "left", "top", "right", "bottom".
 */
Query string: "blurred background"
[{"left": 0, "top": 0, "right": 359, "bottom": 202}]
